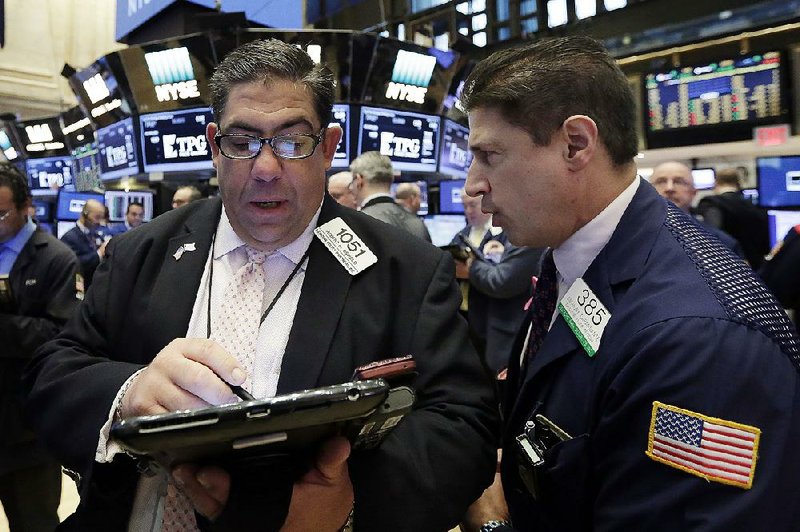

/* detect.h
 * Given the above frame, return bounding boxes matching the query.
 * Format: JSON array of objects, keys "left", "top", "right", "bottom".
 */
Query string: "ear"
[
  {"left": 321, "top": 124, "right": 343, "bottom": 170},
  {"left": 206, "top": 122, "right": 220, "bottom": 169},
  {"left": 560, "top": 115, "right": 597, "bottom": 171}
]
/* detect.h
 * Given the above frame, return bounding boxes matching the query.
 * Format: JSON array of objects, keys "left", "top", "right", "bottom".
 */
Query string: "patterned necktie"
[
  {"left": 161, "top": 246, "right": 268, "bottom": 531},
  {"left": 210, "top": 245, "right": 268, "bottom": 390},
  {"left": 525, "top": 250, "right": 558, "bottom": 362}
]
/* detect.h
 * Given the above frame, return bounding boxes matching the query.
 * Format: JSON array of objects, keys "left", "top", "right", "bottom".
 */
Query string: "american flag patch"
[{"left": 646, "top": 401, "right": 760, "bottom": 489}]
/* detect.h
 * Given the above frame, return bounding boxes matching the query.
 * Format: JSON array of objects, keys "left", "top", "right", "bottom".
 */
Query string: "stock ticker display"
[
  {"left": 645, "top": 51, "right": 785, "bottom": 146},
  {"left": 358, "top": 106, "right": 441, "bottom": 172},
  {"left": 139, "top": 107, "right": 213, "bottom": 172}
]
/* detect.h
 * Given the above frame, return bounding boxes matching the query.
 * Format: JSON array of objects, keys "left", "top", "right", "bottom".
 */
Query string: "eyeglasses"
[{"left": 215, "top": 129, "right": 325, "bottom": 160}]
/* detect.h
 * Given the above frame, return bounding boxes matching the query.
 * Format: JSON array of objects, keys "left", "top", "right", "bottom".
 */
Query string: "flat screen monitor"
[
  {"left": 56, "top": 221, "right": 75, "bottom": 239},
  {"left": 26, "top": 156, "right": 75, "bottom": 196},
  {"left": 72, "top": 143, "right": 102, "bottom": 192},
  {"left": 358, "top": 106, "right": 441, "bottom": 172},
  {"left": 423, "top": 214, "right": 466, "bottom": 247},
  {"left": 691, "top": 168, "right": 715, "bottom": 190},
  {"left": 390, "top": 180, "right": 429, "bottom": 216},
  {"left": 69, "top": 54, "right": 134, "bottom": 129},
  {"left": 438, "top": 178, "right": 466, "bottom": 214},
  {"left": 18, "top": 117, "right": 69, "bottom": 158},
  {"left": 97, "top": 118, "right": 140, "bottom": 180},
  {"left": 767, "top": 210, "right": 800, "bottom": 248},
  {"left": 61, "top": 105, "right": 95, "bottom": 151},
  {"left": 330, "top": 104, "right": 350, "bottom": 169},
  {"left": 0, "top": 126, "right": 22, "bottom": 161},
  {"left": 439, "top": 119, "right": 472, "bottom": 179},
  {"left": 757, "top": 156, "right": 800, "bottom": 208},
  {"left": 645, "top": 51, "right": 789, "bottom": 148},
  {"left": 104, "top": 190, "right": 155, "bottom": 222},
  {"left": 56, "top": 191, "right": 104, "bottom": 221},
  {"left": 139, "top": 107, "right": 213, "bottom": 172},
  {"left": 742, "top": 188, "right": 759, "bottom": 205},
  {"left": 32, "top": 200, "right": 52, "bottom": 222}
]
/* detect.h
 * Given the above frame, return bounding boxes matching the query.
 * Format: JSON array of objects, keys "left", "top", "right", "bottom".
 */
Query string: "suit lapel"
[
  {"left": 143, "top": 200, "right": 221, "bottom": 355},
  {"left": 277, "top": 198, "right": 353, "bottom": 393}
]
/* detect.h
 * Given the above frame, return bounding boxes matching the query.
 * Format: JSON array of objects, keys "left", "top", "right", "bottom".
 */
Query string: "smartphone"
[{"left": 351, "top": 355, "right": 417, "bottom": 382}]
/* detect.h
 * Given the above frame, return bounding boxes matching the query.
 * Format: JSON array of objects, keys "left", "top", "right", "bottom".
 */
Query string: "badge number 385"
[{"left": 558, "top": 278, "right": 610, "bottom": 357}]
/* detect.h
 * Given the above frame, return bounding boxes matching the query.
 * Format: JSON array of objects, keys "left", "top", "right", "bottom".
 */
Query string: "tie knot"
[{"left": 245, "top": 246, "right": 268, "bottom": 265}]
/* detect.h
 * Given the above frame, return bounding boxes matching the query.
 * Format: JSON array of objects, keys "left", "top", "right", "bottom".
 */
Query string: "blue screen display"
[
  {"left": 97, "top": 118, "right": 140, "bottom": 180},
  {"left": 26, "top": 157, "right": 75, "bottom": 195},
  {"left": 439, "top": 179, "right": 466, "bottom": 214},
  {"left": 358, "top": 106, "right": 440, "bottom": 172},
  {"left": 767, "top": 210, "right": 800, "bottom": 248},
  {"left": 439, "top": 119, "right": 472, "bottom": 179},
  {"left": 330, "top": 104, "right": 350, "bottom": 169},
  {"left": 140, "top": 107, "right": 213, "bottom": 172},
  {"left": 32, "top": 200, "right": 52, "bottom": 221},
  {"left": 56, "top": 191, "right": 104, "bottom": 221},
  {"left": 757, "top": 156, "right": 800, "bottom": 208}
]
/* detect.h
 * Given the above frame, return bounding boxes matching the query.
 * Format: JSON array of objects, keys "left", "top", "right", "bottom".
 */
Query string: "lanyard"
[{"left": 205, "top": 234, "right": 311, "bottom": 339}]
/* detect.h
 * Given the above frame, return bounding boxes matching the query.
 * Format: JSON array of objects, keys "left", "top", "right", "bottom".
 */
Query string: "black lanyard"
[{"left": 205, "top": 234, "right": 311, "bottom": 339}]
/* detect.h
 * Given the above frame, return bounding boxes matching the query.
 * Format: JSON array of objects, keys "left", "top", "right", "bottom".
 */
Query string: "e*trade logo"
[
  {"left": 145, "top": 47, "right": 200, "bottom": 102},
  {"left": 385, "top": 50, "right": 436, "bottom": 105}
]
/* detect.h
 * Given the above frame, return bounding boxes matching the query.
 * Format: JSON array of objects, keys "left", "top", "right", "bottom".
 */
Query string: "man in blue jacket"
[{"left": 461, "top": 36, "right": 800, "bottom": 532}]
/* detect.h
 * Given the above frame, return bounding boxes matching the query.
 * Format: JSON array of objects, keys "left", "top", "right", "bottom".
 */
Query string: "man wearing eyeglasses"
[
  {"left": 24, "top": 39, "right": 497, "bottom": 531},
  {"left": 0, "top": 162, "right": 79, "bottom": 532}
]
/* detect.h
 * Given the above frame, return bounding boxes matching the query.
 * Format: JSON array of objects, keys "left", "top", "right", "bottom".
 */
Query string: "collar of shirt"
[
  {"left": 76, "top": 220, "right": 91, "bottom": 235},
  {"left": 213, "top": 200, "right": 323, "bottom": 269},
  {"left": 359, "top": 192, "right": 394, "bottom": 210},
  {"left": 0, "top": 217, "right": 36, "bottom": 274},
  {"left": 553, "top": 177, "right": 640, "bottom": 293}
]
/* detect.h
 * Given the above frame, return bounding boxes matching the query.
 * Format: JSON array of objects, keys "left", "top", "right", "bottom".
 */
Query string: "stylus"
[{"left": 230, "top": 385, "right": 255, "bottom": 402}]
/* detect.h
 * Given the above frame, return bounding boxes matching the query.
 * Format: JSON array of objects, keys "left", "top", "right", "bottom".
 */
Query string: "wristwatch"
[{"left": 479, "top": 519, "right": 513, "bottom": 532}]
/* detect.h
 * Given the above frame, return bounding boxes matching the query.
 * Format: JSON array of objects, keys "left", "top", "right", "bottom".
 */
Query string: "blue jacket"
[{"left": 502, "top": 180, "right": 800, "bottom": 531}]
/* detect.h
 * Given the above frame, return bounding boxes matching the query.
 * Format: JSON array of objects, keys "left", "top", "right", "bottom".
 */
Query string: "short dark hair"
[
  {"left": 126, "top": 201, "right": 144, "bottom": 214},
  {"left": 715, "top": 168, "right": 742, "bottom": 189},
  {"left": 460, "top": 36, "right": 638, "bottom": 166},
  {"left": 0, "top": 162, "right": 30, "bottom": 208},
  {"left": 209, "top": 38, "right": 335, "bottom": 129}
]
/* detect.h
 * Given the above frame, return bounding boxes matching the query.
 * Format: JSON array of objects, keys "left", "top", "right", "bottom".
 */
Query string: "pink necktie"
[{"left": 161, "top": 246, "right": 267, "bottom": 531}]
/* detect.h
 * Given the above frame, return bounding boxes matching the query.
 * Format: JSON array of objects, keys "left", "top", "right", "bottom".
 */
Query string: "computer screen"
[
  {"left": 358, "top": 106, "right": 441, "bottom": 172},
  {"left": 97, "top": 118, "right": 140, "bottom": 180},
  {"left": 139, "top": 107, "right": 213, "bottom": 173},
  {"left": 0, "top": 126, "right": 22, "bottom": 161},
  {"left": 330, "top": 103, "right": 350, "bottom": 169},
  {"left": 26, "top": 156, "right": 75, "bottom": 196},
  {"left": 56, "top": 191, "right": 104, "bottom": 221},
  {"left": 645, "top": 51, "right": 788, "bottom": 148},
  {"left": 390, "top": 180, "right": 429, "bottom": 216},
  {"left": 691, "top": 168, "right": 716, "bottom": 190},
  {"left": 767, "top": 210, "right": 800, "bottom": 248},
  {"left": 69, "top": 54, "right": 134, "bottom": 129},
  {"left": 439, "top": 119, "right": 472, "bottom": 179},
  {"left": 742, "top": 188, "right": 759, "bottom": 205},
  {"left": 61, "top": 105, "right": 95, "bottom": 151},
  {"left": 757, "top": 156, "right": 800, "bottom": 208},
  {"left": 17, "top": 117, "right": 69, "bottom": 158},
  {"left": 423, "top": 214, "right": 466, "bottom": 247},
  {"left": 438, "top": 178, "right": 466, "bottom": 214},
  {"left": 72, "top": 143, "right": 102, "bottom": 192},
  {"left": 32, "top": 200, "right": 52, "bottom": 222},
  {"left": 105, "top": 190, "right": 155, "bottom": 222}
]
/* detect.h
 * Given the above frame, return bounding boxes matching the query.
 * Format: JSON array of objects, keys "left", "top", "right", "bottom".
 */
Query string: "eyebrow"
[{"left": 223, "top": 118, "right": 317, "bottom": 135}]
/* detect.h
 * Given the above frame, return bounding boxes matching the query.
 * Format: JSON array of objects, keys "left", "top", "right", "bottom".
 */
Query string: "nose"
[
  {"left": 250, "top": 144, "right": 282, "bottom": 183},
  {"left": 464, "top": 160, "right": 488, "bottom": 198}
]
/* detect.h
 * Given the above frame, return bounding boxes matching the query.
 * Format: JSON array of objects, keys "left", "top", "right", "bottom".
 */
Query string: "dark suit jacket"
[
  {"left": 361, "top": 195, "right": 432, "bottom": 242},
  {"left": 60, "top": 225, "right": 101, "bottom": 287},
  {"left": 760, "top": 225, "right": 800, "bottom": 327},
  {"left": 0, "top": 229, "right": 79, "bottom": 474},
  {"left": 24, "top": 196, "right": 498, "bottom": 531},
  {"left": 451, "top": 228, "right": 543, "bottom": 372},
  {"left": 502, "top": 181, "right": 800, "bottom": 530},
  {"left": 696, "top": 191, "right": 770, "bottom": 268}
]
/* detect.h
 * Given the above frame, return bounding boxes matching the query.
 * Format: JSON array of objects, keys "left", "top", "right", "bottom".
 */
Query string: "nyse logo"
[
  {"left": 385, "top": 82, "right": 427, "bottom": 104},
  {"left": 163, "top": 134, "right": 207, "bottom": 159},
  {"left": 83, "top": 74, "right": 111, "bottom": 104},
  {"left": 25, "top": 124, "right": 53, "bottom": 144},
  {"left": 379, "top": 132, "right": 420, "bottom": 159},
  {"left": 107, "top": 145, "right": 129, "bottom": 167},
  {"left": 154, "top": 80, "right": 201, "bottom": 102}
]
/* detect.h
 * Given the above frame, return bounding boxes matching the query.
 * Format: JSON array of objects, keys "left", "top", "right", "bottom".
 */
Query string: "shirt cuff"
[{"left": 95, "top": 368, "right": 145, "bottom": 463}]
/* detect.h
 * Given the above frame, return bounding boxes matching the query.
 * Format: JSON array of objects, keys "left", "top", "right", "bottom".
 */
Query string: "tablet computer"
[{"left": 110, "top": 379, "right": 412, "bottom": 469}]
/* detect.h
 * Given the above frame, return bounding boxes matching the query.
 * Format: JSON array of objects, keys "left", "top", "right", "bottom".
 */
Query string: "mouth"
[{"left": 252, "top": 200, "right": 284, "bottom": 209}]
